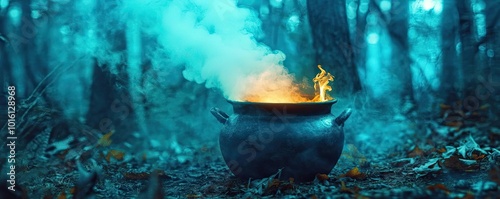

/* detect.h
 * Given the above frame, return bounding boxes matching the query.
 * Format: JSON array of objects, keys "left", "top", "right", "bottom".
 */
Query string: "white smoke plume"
[
  {"left": 155, "top": 0, "right": 306, "bottom": 102},
  {"left": 68, "top": 0, "right": 307, "bottom": 102}
]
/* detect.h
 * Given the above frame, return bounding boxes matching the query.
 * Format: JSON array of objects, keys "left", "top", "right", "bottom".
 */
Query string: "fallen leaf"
[
  {"left": 437, "top": 147, "right": 447, "bottom": 153},
  {"left": 57, "top": 192, "right": 66, "bottom": 199},
  {"left": 444, "top": 121, "right": 463, "bottom": 128},
  {"left": 440, "top": 104, "right": 451, "bottom": 110},
  {"left": 427, "top": 183, "right": 449, "bottom": 194},
  {"left": 443, "top": 155, "right": 480, "bottom": 171},
  {"left": 267, "top": 179, "right": 280, "bottom": 188},
  {"left": 316, "top": 173, "right": 329, "bottom": 182},
  {"left": 479, "top": 104, "right": 490, "bottom": 110},
  {"left": 490, "top": 166, "right": 500, "bottom": 184},
  {"left": 461, "top": 192, "right": 475, "bottom": 199},
  {"left": 408, "top": 145, "right": 424, "bottom": 157},
  {"left": 98, "top": 131, "right": 114, "bottom": 147},
  {"left": 186, "top": 194, "right": 200, "bottom": 198},
  {"left": 413, "top": 158, "right": 441, "bottom": 178},
  {"left": 471, "top": 152, "right": 486, "bottom": 160},
  {"left": 341, "top": 167, "right": 367, "bottom": 180},
  {"left": 123, "top": 172, "right": 150, "bottom": 180},
  {"left": 339, "top": 181, "right": 361, "bottom": 194},
  {"left": 457, "top": 135, "right": 487, "bottom": 159},
  {"left": 123, "top": 170, "right": 168, "bottom": 180},
  {"left": 57, "top": 149, "right": 70, "bottom": 160},
  {"left": 105, "top": 149, "right": 124, "bottom": 163}
]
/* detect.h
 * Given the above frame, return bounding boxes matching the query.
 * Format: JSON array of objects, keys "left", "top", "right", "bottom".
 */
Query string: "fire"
[
  {"left": 312, "top": 65, "right": 334, "bottom": 102},
  {"left": 241, "top": 65, "right": 335, "bottom": 103}
]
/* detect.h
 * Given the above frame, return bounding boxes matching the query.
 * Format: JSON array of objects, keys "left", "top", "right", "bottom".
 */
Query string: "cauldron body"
[{"left": 211, "top": 100, "right": 351, "bottom": 182}]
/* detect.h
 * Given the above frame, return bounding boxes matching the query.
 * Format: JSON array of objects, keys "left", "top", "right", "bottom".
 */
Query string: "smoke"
[
  {"left": 66, "top": 0, "right": 307, "bottom": 102},
  {"left": 154, "top": 0, "right": 306, "bottom": 102}
]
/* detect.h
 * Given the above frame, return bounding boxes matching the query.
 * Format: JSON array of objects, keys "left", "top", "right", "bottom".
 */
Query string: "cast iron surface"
[{"left": 211, "top": 100, "right": 352, "bottom": 182}]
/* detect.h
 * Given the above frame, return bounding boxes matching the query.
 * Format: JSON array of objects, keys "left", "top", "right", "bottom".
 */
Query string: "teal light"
[
  {"left": 0, "top": 0, "right": 8, "bottom": 9},
  {"left": 8, "top": 5, "right": 21, "bottom": 26},
  {"left": 380, "top": 0, "right": 391, "bottom": 12},
  {"left": 414, "top": 0, "right": 442, "bottom": 14},
  {"left": 367, "top": 32, "right": 379, "bottom": 44}
]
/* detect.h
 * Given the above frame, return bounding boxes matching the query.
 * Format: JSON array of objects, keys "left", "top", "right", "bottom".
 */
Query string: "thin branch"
[{"left": 0, "top": 55, "right": 87, "bottom": 134}]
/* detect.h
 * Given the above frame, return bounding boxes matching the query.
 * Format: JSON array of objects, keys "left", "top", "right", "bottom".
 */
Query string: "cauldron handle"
[
  {"left": 210, "top": 107, "right": 229, "bottom": 124},
  {"left": 335, "top": 108, "right": 352, "bottom": 126}
]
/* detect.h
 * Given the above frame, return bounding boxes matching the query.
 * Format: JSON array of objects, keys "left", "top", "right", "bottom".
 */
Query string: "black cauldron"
[{"left": 211, "top": 99, "right": 351, "bottom": 181}]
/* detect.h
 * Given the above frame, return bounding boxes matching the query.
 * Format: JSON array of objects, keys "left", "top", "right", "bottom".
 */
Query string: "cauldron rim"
[
  {"left": 227, "top": 99, "right": 337, "bottom": 105},
  {"left": 227, "top": 99, "right": 337, "bottom": 115}
]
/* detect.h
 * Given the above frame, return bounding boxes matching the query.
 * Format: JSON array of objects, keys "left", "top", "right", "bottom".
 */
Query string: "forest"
[{"left": 0, "top": 0, "right": 499, "bottom": 198}]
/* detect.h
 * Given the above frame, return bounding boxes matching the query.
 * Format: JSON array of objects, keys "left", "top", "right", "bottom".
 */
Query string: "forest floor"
[{"left": 3, "top": 105, "right": 500, "bottom": 199}]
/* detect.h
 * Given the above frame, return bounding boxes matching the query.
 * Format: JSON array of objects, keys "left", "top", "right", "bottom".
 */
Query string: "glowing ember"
[{"left": 241, "top": 65, "right": 335, "bottom": 103}]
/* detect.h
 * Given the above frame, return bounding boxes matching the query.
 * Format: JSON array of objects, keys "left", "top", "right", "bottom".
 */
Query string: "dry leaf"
[
  {"left": 443, "top": 155, "right": 480, "bottom": 171},
  {"left": 413, "top": 158, "right": 441, "bottom": 178},
  {"left": 427, "top": 183, "right": 449, "bottom": 194},
  {"left": 490, "top": 166, "right": 500, "bottom": 184},
  {"left": 123, "top": 172, "right": 150, "bottom": 180},
  {"left": 437, "top": 147, "right": 447, "bottom": 153},
  {"left": 57, "top": 192, "right": 66, "bottom": 199},
  {"left": 340, "top": 181, "right": 361, "bottom": 194},
  {"left": 98, "top": 131, "right": 114, "bottom": 147},
  {"left": 123, "top": 170, "right": 168, "bottom": 180},
  {"left": 316, "top": 173, "right": 329, "bottom": 182},
  {"left": 408, "top": 146, "right": 424, "bottom": 157},
  {"left": 105, "top": 149, "right": 124, "bottom": 163},
  {"left": 341, "top": 167, "right": 367, "bottom": 180},
  {"left": 461, "top": 192, "right": 475, "bottom": 199},
  {"left": 186, "top": 194, "right": 201, "bottom": 198}
]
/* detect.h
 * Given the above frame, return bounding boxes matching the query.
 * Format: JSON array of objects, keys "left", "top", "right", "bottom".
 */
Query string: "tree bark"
[
  {"left": 353, "top": 0, "right": 368, "bottom": 91},
  {"left": 307, "top": 0, "right": 361, "bottom": 96},
  {"left": 86, "top": 0, "right": 138, "bottom": 141},
  {"left": 440, "top": 0, "right": 461, "bottom": 102},
  {"left": 483, "top": 0, "right": 500, "bottom": 93},
  {"left": 388, "top": 0, "right": 414, "bottom": 105},
  {"left": 0, "top": 6, "right": 11, "bottom": 92},
  {"left": 456, "top": 0, "right": 476, "bottom": 97},
  {"left": 483, "top": 0, "right": 500, "bottom": 122}
]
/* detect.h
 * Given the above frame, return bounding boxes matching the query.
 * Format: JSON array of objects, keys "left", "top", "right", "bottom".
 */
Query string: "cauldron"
[{"left": 211, "top": 99, "right": 351, "bottom": 181}]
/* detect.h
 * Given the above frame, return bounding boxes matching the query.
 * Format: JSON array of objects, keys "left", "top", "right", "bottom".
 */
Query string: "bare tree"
[
  {"left": 307, "top": 0, "right": 361, "bottom": 96},
  {"left": 0, "top": 5, "right": 10, "bottom": 93},
  {"left": 440, "top": 0, "right": 461, "bottom": 102},
  {"left": 387, "top": 0, "right": 414, "bottom": 106},
  {"left": 457, "top": 0, "right": 477, "bottom": 97},
  {"left": 85, "top": 0, "right": 138, "bottom": 141},
  {"left": 483, "top": 0, "right": 500, "bottom": 92},
  {"left": 353, "top": 0, "right": 369, "bottom": 91}
]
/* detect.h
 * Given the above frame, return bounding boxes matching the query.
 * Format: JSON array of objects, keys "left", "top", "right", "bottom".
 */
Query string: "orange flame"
[
  {"left": 312, "top": 65, "right": 334, "bottom": 102},
  {"left": 241, "top": 65, "right": 334, "bottom": 103}
]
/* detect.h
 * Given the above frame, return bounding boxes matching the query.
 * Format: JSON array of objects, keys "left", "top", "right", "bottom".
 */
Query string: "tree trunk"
[
  {"left": 456, "top": 0, "right": 476, "bottom": 97},
  {"left": 86, "top": 0, "right": 138, "bottom": 141},
  {"left": 307, "top": 0, "right": 361, "bottom": 97},
  {"left": 388, "top": 0, "right": 414, "bottom": 108},
  {"left": 483, "top": 0, "right": 500, "bottom": 92},
  {"left": 483, "top": 0, "right": 500, "bottom": 123},
  {"left": 0, "top": 6, "right": 11, "bottom": 92},
  {"left": 440, "top": 0, "right": 461, "bottom": 103},
  {"left": 353, "top": 0, "right": 368, "bottom": 91}
]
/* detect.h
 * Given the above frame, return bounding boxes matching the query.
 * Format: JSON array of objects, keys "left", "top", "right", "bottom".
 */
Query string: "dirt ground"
[{"left": 2, "top": 105, "right": 500, "bottom": 199}]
